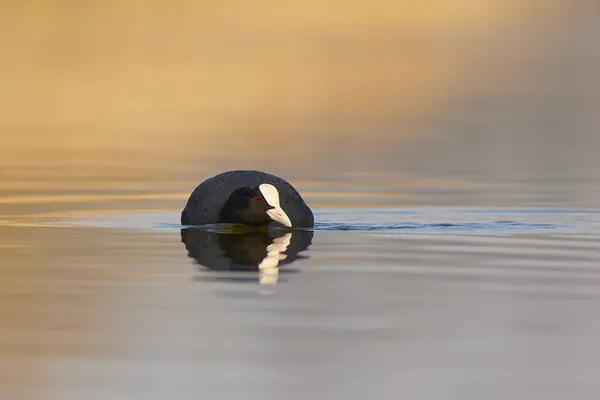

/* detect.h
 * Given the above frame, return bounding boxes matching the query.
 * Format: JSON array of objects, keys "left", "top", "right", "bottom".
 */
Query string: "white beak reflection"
[{"left": 258, "top": 232, "right": 292, "bottom": 285}]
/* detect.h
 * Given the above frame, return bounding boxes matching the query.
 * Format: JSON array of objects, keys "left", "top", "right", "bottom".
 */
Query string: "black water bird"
[{"left": 181, "top": 170, "right": 314, "bottom": 227}]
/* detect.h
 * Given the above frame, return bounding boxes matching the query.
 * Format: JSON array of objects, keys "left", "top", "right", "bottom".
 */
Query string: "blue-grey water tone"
[{"left": 3, "top": 201, "right": 600, "bottom": 399}]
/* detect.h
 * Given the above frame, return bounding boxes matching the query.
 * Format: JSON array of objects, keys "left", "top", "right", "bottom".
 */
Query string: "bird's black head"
[{"left": 218, "top": 184, "right": 292, "bottom": 227}]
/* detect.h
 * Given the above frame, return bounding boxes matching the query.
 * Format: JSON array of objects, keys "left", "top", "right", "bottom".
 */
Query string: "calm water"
[
  {"left": 2, "top": 2, "right": 600, "bottom": 399},
  {"left": 2, "top": 184, "right": 600, "bottom": 399}
]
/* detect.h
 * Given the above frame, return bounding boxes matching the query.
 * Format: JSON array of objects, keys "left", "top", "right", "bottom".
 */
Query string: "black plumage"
[{"left": 181, "top": 170, "right": 314, "bottom": 227}]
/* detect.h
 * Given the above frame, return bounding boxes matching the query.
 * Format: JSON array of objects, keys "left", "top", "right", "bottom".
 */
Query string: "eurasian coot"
[{"left": 181, "top": 170, "right": 314, "bottom": 227}]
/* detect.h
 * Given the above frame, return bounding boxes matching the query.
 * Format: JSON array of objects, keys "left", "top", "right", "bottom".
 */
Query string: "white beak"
[
  {"left": 266, "top": 206, "right": 293, "bottom": 228},
  {"left": 259, "top": 183, "right": 293, "bottom": 228}
]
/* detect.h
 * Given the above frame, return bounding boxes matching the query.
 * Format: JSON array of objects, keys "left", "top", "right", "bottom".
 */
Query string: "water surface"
[{"left": 3, "top": 194, "right": 600, "bottom": 399}]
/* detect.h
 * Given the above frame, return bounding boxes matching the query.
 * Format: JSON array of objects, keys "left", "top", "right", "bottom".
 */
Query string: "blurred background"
[
  {"left": 1, "top": 0, "right": 599, "bottom": 210},
  {"left": 1, "top": 1, "right": 600, "bottom": 399}
]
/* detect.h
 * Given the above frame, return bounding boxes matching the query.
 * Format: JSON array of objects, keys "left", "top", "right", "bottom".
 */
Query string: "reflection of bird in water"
[{"left": 181, "top": 228, "right": 313, "bottom": 284}]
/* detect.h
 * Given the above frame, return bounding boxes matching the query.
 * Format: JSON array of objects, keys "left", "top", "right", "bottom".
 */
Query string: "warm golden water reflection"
[
  {"left": 1, "top": 1, "right": 598, "bottom": 176},
  {"left": 2, "top": 1, "right": 600, "bottom": 399}
]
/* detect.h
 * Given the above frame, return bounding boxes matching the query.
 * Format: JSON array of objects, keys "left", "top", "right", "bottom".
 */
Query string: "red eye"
[{"left": 253, "top": 196, "right": 261, "bottom": 202}]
